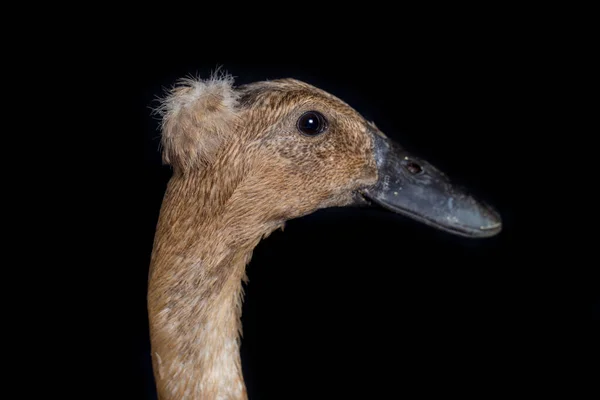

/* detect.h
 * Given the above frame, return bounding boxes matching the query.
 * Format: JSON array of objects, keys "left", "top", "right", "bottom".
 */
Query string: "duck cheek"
[
  {"left": 316, "top": 191, "right": 357, "bottom": 209},
  {"left": 340, "top": 160, "right": 378, "bottom": 191},
  {"left": 355, "top": 163, "right": 378, "bottom": 188}
]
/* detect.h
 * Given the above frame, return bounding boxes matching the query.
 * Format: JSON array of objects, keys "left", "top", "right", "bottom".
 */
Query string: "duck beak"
[{"left": 360, "top": 130, "right": 502, "bottom": 238}]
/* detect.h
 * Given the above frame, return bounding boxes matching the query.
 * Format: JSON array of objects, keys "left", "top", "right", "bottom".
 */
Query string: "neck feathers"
[{"left": 148, "top": 170, "right": 279, "bottom": 400}]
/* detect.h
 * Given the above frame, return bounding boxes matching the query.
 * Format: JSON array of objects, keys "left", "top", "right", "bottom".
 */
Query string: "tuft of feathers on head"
[{"left": 154, "top": 70, "right": 240, "bottom": 172}]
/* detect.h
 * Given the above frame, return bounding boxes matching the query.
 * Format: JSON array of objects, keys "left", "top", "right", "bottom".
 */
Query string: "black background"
[
  {"left": 8, "top": 7, "right": 594, "bottom": 399},
  {"left": 73, "top": 19, "right": 585, "bottom": 400}
]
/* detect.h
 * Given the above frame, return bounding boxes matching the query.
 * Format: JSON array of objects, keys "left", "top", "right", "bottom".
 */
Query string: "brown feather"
[{"left": 148, "top": 75, "right": 379, "bottom": 399}]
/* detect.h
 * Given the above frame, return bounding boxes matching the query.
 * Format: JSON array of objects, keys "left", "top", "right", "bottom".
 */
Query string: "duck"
[{"left": 148, "top": 72, "right": 502, "bottom": 399}]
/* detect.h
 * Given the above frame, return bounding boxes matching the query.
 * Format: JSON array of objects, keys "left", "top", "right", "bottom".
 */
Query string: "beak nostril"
[{"left": 406, "top": 161, "right": 423, "bottom": 175}]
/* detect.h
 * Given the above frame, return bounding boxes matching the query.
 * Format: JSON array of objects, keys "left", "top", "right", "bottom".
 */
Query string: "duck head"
[{"left": 157, "top": 74, "right": 501, "bottom": 238}]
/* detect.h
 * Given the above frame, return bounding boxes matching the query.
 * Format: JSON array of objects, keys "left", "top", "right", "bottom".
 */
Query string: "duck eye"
[{"left": 297, "top": 111, "right": 327, "bottom": 136}]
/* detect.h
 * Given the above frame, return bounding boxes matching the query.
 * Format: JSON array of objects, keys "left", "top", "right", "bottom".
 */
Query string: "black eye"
[{"left": 297, "top": 111, "right": 328, "bottom": 136}]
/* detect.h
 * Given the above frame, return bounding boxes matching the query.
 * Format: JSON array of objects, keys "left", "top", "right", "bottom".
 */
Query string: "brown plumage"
[{"left": 149, "top": 73, "right": 380, "bottom": 399}]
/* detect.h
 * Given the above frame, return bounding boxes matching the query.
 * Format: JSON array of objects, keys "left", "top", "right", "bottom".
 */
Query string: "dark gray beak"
[{"left": 361, "top": 130, "right": 502, "bottom": 238}]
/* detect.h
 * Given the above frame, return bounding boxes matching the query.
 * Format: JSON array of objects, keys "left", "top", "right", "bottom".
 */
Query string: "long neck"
[{"left": 148, "top": 170, "right": 280, "bottom": 400}]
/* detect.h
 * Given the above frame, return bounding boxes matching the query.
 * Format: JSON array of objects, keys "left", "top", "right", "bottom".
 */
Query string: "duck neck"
[{"left": 148, "top": 172, "right": 281, "bottom": 400}]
